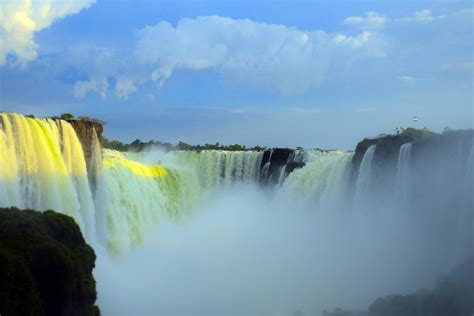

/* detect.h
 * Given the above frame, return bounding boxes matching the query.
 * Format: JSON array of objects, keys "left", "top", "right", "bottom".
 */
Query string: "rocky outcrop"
[
  {"left": 352, "top": 129, "right": 473, "bottom": 176},
  {"left": 67, "top": 119, "right": 104, "bottom": 166},
  {"left": 368, "top": 256, "right": 474, "bottom": 316},
  {"left": 351, "top": 135, "right": 412, "bottom": 179},
  {"left": 260, "top": 148, "right": 305, "bottom": 185},
  {"left": 322, "top": 256, "right": 474, "bottom": 316},
  {"left": 0, "top": 207, "right": 100, "bottom": 316}
]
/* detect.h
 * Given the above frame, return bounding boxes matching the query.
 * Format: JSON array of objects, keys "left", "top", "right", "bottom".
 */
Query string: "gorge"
[{"left": 0, "top": 112, "right": 473, "bottom": 315}]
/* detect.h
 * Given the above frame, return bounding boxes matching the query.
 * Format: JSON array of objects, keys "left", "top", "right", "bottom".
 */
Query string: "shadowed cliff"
[
  {"left": 368, "top": 256, "right": 474, "bottom": 316},
  {"left": 0, "top": 207, "right": 100, "bottom": 316}
]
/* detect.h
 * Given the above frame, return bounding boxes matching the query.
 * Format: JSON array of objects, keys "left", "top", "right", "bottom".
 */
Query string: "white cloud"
[
  {"left": 0, "top": 0, "right": 95, "bottom": 66},
  {"left": 115, "top": 76, "right": 137, "bottom": 99},
  {"left": 399, "top": 9, "right": 446, "bottom": 23},
  {"left": 70, "top": 8, "right": 471, "bottom": 101},
  {"left": 398, "top": 75, "right": 416, "bottom": 83},
  {"left": 133, "top": 15, "right": 387, "bottom": 95},
  {"left": 73, "top": 76, "right": 108, "bottom": 100},
  {"left": 343, "top": 12, "right": 388, "bottom": 29}
]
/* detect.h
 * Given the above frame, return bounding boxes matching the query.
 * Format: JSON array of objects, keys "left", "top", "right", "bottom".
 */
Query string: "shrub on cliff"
[
  {"left": 0, "top": 207, "right": 100, "bottom": 316},
  {"left": 394, "top": 127, "right": 437, "bottom": 141}
]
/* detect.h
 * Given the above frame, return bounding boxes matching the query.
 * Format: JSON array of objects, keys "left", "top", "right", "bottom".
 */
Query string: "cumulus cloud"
[
  {"left": 69, "top": 8, "right": 471, "bottom": 101},
  {"left": 343, "top": 12, "right": 388, "bottom": 29},
  {"left": 73, "top": 76, "right": 108, "bottom": 100},
  {"left": 399, "top": 9, "right": 446, "bottom": 23},
  {"left": 133, "top": 15, "right": 387, "bottom": 95},
  {"left": 115, "top": 76, "right": 137, "bottom": 99},
  {"left": 0, "top": 0, "right": 95, "bottom": 66}
]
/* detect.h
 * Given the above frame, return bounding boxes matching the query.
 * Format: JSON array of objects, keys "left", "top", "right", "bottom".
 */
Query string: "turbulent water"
[{"left": 1, "top": 113, "right": 473, "bottom": 315}]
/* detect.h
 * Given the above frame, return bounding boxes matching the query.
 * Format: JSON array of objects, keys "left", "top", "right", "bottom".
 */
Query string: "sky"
[{"left": 0, "top": 0, "right": 473, "bottom": 149}]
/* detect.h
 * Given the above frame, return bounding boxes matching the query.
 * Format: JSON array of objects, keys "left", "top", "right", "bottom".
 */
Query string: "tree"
[{"left": 59, "top": 113, "right": 74, "bottom": 120}]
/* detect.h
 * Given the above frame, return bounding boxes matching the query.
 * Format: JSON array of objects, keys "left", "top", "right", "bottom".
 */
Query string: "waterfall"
[
  {"left": 395, "top": 143, "right": 412, "bottom": 202},
  {"left": 163, "top": 150, "right": 264, "bottom": 189},
  {"left": 277, "top": 165, "right": 287, "bottom": 186},
  {"left": 0, "top": 113, "right": 96, "bottom": 238},
  {"left": 101, "top": 149, "right": 200, "bottom": 254},
  {"left": 2, "top": 112, "right": 473, "bottom": 263},
  {"left": 353, "top": 144, "right": 376, "bottom": 208},
  {"left": 99, "top": 149, "right": 265, "bottom": 253},
  {"left": 277, "top": 150, "right": 352, "bottom": 208}
]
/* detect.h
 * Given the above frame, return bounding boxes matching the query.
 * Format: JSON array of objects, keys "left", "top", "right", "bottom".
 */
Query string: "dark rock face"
[
  {"left": 349, "top": 130, "right": 473, "bottom": 202},
  {"left": 368, "top": 256, "right": 474, "bottom": 316},
  {"left": 68, "top": 119, "right": 104, "bottom": 167},
  {"left": 0, "top": 207, "right": 100, "bottom": 316},
  {"left": 351, "top": 135, "right": 412, "bottom": 180},
  {"left": 260, "top": 148, "right": 305, "bottom": 185}
]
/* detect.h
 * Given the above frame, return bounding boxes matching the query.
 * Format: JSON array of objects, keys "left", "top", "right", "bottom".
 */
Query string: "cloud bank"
[
  {"left": 0, "top": 0, "right": 95, "bottom": 66},
  {"left": 343, "top": 12, "right": 388, "bottom": 29},
  {"left": 72, "top": 7, "right": 471, "bottom": 100},
  {"left": 133, "top": 16, "right": 387, "bottom": 96}
]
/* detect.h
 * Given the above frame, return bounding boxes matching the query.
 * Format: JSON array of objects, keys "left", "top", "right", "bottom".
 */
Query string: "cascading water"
[
  {"left": 165, "top": 150, "right": 265, "bottom": 189},
  {"left": 0, "top": 113, "right": 96, "bottom": 238},
  {"left": 101, "top": 149, "right": 201, "bottom": 254},
  {"left": 0, "top": 113, "right": 267, "bottom": 254},
  {"left": 1, "top": 112, "right": 473, "bottom": 315},
  {"left": 277, "top": 150, "right": 352, "bottom": 209},
  {"left": 395, "top": 142, "right": 412, "bottom": 202},
  {"left": 353, "top": 144, "right": 376, "bottom": 209}
]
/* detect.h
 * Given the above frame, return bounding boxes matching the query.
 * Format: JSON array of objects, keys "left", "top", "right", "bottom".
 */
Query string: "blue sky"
[{"left": 1, "top": 0, "right": 472, "bottom": 149}]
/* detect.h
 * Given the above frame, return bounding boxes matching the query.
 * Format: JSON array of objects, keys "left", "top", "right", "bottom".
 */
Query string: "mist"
[
  {"left": 94, "top": 135, "right": 473, "bottom": 315},
  {"left": 0, "top": 113, "right": 471, "bottom": 315}
]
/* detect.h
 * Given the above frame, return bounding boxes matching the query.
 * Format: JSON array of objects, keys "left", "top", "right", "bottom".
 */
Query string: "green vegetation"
[
  {"left": 0, "top": 207, "right": 100, "bottom": 316},
  {"left": 103, "top": 138, "right": 267, "bottom": 152},
  {"left": 394, "top": 127, "right": 437, "bottom": 140},
  {"left": 51, "top": 113, "right": 105, "bottom": 125},
  {"left": 59, "top": 113, "right": 75, "bottom": 120}
]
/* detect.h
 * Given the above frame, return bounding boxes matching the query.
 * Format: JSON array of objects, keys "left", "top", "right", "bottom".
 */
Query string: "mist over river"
[{"left": 1, "top": 113, "right": 473, "bottom": 315}]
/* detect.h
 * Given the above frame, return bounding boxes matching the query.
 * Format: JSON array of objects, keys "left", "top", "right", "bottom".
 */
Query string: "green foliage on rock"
[
  {"left": 0, "top": 207, "right": 100, "bottom": 316},
  {"left": 59, "top": 113, "right": 75, "bottom": 120},
  {"left": 394, "top": 127, "right": 437, "bottom": 140},
  {"left": 103, "top": 137, "right": 267, "bottom": 152}
]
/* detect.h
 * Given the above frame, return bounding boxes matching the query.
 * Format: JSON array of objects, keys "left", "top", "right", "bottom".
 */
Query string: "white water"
[
  {"left": 1, "top": 113, "right": 473, "bottom": 315},
  {"left": 0, "top": 113, "right": 96, "bottom": 238},
  {"left": 353, "top": 144, "right": 376, "bottom": 209},
  {"left": 395, "top": 143, "right": 412, "bottom": 203},
  {"left": 277, "top": 150, "right": 352, "bottom": 209}
]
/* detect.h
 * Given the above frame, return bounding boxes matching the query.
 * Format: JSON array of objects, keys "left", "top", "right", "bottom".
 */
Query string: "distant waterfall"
[
  {"left": 276, "top": 165, "right": 287, "bottom": 187},
  {"left": 0, "top": 113, "right": 96, "bottom": 238},
  {"left": 277, "top": 150, "right": 352, "bottom": 208},
  {"left": 395, "top": 143, "right": 412, "bottom": 202},
  {"left": 163, "top": 150, "right": 264, "bottom": 189},
  {"left": 353, "top": 144, "right": 376, "bottom": 208}
]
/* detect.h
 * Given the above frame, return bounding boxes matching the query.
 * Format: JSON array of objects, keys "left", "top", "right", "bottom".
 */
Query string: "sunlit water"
[{"left": 1, "top": 113, "right": 473, "bottom": 315}]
